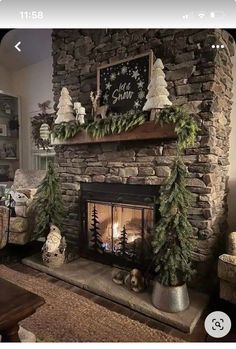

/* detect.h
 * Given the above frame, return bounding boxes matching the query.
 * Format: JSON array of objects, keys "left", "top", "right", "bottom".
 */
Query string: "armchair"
[
  {"left": 0, "top": 169, "right": 46, "bottom": 248},
  {"left": 218, "top": 232, "right": 236, "bottom": 304}
]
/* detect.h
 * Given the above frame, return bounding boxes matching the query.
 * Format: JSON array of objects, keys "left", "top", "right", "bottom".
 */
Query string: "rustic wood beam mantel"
[{"left": 52, "top": 121, "right": 176, "bottom": 145}]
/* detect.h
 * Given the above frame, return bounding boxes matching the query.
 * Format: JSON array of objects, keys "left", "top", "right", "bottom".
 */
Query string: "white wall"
[
  {"left": 0, "top": 64, "right": 12, "bottom": 92},
  {"left": 228, "top": 45, "right": 236, "bottom": 231},
  {"left": 12, "top": 57, "right": 54, "bottom": 169}
]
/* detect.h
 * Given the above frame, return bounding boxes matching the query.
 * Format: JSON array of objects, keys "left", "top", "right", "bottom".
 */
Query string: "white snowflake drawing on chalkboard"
[
  {"left": 121, "top": 66, "right": 128, "bottom": 75},
  {"left": 138, "top": 80, "right": 144, "bottom": 88},
  {"left": 106, "top": 82, "right": 112, "bottom": 90},
  {"left": 132, "top": 70, "right": 140, "bottom": 80},
  {"left": 99, "top": 53, "right": 152, "bottom": 113},
  {"left": 110, "top": 73, "right": 116, "bottom": 81},
  {"left": 103, "top": 93, "right": 109, "bottom": 102},
  {"left": 138, "top": 91, "right": 145, "bottom": 100},
  {"left": 134, "top": 100, "right": 141, "bottom": 109}
]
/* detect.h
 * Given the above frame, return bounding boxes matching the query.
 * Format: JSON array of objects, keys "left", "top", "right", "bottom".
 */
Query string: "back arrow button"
[{"left": 15, "top": 41, "right": 21, "bottom": 52}]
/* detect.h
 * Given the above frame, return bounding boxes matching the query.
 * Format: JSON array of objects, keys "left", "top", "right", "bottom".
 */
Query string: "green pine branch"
[
  {"left": 52, "top": 111, "right": 146, "bottom": 141},
  {"left": 157, "top": 105, "right": 198, "bottom": 152}
]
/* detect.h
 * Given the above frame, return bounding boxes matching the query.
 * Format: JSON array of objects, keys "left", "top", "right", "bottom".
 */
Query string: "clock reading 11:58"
[{"left": 20, "top": 11, "right": 44, "bottom": 20}]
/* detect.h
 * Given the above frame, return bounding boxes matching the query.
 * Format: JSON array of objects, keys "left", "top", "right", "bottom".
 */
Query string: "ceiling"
[{"left": 0, "top": 29, "right": 52, "bottom": 71}]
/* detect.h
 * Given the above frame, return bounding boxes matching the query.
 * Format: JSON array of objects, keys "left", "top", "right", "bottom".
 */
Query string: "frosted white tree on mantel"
[
  {"left": 143, "top": 58, "right": 172, "bottom": 120},
  {"left": 54, "top": 87, "right": 75, "bottom": 124}
]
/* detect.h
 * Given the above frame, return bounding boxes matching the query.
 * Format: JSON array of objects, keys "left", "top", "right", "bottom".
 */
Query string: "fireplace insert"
[{"left": 79, "top": 182, "right": 159, "bottom": 269}]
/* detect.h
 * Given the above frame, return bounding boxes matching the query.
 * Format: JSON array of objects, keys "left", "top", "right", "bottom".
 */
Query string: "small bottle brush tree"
[
  {"left": 90, "top": 205, "right": 104, "bottom": 253},
  {"left": 152, "top": 158, "right": 195, "bottom": 286},
  {"left": 151, "top": 104, "right": 198, "bottom": 291},
  {"left": 143, "top": 58, "right": 172, "bottom": 120},
  {"left": 32, "top": 161, "right": 65, "bottom": 238},
  {"left": 117, "top": 225, "right": 128, "bottom": 257},
  {"left": 54, "top": 87, "right": 75, "bottom": 124}
]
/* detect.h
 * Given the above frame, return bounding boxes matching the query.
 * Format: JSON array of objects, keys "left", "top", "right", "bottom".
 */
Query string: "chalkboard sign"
[{"left": 97, "top": 51, "right": 153, "bottom": 114}]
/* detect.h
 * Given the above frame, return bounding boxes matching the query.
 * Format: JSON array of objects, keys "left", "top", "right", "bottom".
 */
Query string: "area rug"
[{"left": 0, "top": 265, "right": 181, "bottom": 342}]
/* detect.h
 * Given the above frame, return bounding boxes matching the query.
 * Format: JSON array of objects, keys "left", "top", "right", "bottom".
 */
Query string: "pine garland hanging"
[
  {"left": 52, "top": 120, "right": 84, "bottom": 141},
  {"left": 52, "top": 110, "right": 146, "bottom": 141},
  {"left": 157, "top": 105, "right": 198, "bottom": 152},
  {"left": 31, "top": 161, "right": 65, "bottom": 238},
  {"left": 86, "top": 111, "right": 146, "bottom": 138}
]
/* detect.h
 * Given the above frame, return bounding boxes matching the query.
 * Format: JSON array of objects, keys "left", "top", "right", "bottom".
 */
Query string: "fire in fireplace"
[{"left": 79, "top": 183, "right": 159, "bottom": 269}]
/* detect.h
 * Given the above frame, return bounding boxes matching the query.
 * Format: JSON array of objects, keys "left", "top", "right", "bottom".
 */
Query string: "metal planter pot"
[{"left": 152, "top": 279, "right": 190, "bottom": 313}]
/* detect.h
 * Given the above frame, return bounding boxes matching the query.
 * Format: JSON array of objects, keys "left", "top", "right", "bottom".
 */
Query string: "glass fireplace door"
[{"left": 87, "top": 201, "right": 154, "bottom": 263}]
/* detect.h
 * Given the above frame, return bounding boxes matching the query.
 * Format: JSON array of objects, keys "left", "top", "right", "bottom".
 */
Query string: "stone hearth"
[
  {"left": 52, "top": 29, "right": 235, "bottom": 290},
  {"left": 22, "top": 254, "right": 209, "bottom": 334}
]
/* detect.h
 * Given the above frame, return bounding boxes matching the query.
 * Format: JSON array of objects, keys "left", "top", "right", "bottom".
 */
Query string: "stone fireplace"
[{"left": 52, "top": 29, "right": 235, "bottom": 290}]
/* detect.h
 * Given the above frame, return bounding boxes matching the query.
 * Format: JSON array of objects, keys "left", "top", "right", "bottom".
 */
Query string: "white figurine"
[
  {"left": 10, "top": 190, "right": 29, "bottom": 217},
  {"left": 42, "top": 224, "right": 67, "bottom": 268},
  {"left": 74, "top": 102, "right": 86, "bottom": 124}
]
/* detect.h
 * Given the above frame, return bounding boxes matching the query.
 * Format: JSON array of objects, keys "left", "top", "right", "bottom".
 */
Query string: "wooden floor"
[{"left": 1, "top": 244, "right": 235, "bottom": 342}]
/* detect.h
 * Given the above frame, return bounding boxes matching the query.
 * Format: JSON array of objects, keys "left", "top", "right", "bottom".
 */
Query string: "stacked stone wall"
[{"left": 52, "top": 29, "right": 235, "bottom": 290}]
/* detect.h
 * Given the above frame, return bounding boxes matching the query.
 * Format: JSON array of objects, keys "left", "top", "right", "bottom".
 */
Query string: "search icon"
[
  {"left": 205, "top": 311, "right": 231, "bottom": 338},
  {"left": 214, "top": 321, "right": 221, "bottom": 328}
]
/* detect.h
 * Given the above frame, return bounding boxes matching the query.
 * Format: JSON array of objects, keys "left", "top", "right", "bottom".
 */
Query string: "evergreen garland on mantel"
[
  {"left": 157, "top": 105, "right": 198, "bottom": 152},
  {"left": 51, "top": 106, "right": 198, "bottom": 150},
  {"left": 52, "top": 110, "right": 146, "bottom": 141}
]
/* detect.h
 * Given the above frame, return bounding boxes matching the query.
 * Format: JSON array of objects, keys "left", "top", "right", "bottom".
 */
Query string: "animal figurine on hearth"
[
  {"left": 112, "top": 268, "right": 145, "bottom": 293},
  {"left": 42, "top": 224, "right": 67, "bottom": 268},
  {"left": 90, "top": 90, "right": 109, "bottom": 120},
  {"left": 74, "top": 102, "right": 86, "bottom": 125},
  {"left": 10, "top": 190, "right": 30, "bottom": 218}
]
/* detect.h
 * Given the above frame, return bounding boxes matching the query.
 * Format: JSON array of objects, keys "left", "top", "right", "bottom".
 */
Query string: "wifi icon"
[{"left": 198, "top": 13, "right": 206, "bottom": 19}]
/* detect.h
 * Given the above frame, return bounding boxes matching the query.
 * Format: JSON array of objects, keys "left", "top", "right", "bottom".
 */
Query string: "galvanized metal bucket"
[{"left": 152, "top": 279, "right": 190, "bottom": 313}]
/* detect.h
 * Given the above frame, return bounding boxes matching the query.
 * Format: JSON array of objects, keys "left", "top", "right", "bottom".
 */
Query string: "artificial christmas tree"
[
  {"left": 32, "top": 161, "right": 65, "bottom": 238},
  {"left": 117, "top": 225, "right": 128, "bottom": 257},
  {"left": 90, "top": 205, "right": 104, "bottom": 253},
  {"left": 143, "top": 58, "right": 172, "bottom": 120},
  {"left": 54, "top": 87, "right": 75, "bottom": 124},
  {"left": 151, "top": 158, "right": 194, "bottom": 312}
]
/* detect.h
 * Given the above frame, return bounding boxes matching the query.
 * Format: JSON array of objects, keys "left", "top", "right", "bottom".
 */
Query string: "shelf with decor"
[
  {"left": 0, "top": 92, "right": 20, "bottom": 182},
  {"left": 52, "top": 120, "right": 176, "bottom": 145}
]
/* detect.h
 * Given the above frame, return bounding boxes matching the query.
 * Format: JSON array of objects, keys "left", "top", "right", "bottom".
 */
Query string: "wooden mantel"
[{"left": 52, "top": 121, "right": 176, "bottom": 145}]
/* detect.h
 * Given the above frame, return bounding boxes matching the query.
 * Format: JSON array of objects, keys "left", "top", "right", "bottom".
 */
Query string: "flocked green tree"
[
  {"left": 90, "top": 205, "right": 104, "bottom": 253},
  {"left": 117, "top": 225, "right": 128, "bottom": 257},
  {"left": 152, "top": 158, "right": 195, "bottom": 286},
  {"left": 32, "top": 161, "right": 65, "bottom": 238}
]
